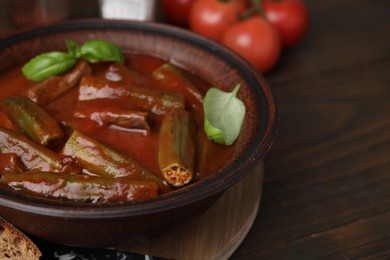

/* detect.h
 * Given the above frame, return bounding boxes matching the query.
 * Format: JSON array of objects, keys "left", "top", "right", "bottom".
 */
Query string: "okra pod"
[
  {"left": 1, "top": 172, "right": 158, "bottom": 202},
  {"left": 195, "top": 133, "right": 218, "bottom": 180},
  {"left": 26, "top": 60, "right": 92, "bottom": 105},
  {"left": 158, "top": 108, "right": 196, "bottom": 187},
  {"left": 91, "top": 109, "right": 150, "bottom": 132},
  {"left": 153, "top": 63, "right": 204, "bottom": 121},
  {"left": 105, "top": 63, "right": 146, "bottom": 84},
  {"left": 3, "top": 96, "right": 64, "bottom": 146},
  {"left": 195, "top": 131, "right": 235, "bottom": 179},
  {"left": 0, "top": 126, "right": 65, "bottom": 172},
  {"left": 62, "top": 130, "right": 169, "bottom": 192},
  {"left": 75, "top": 103, "right": 150, "bottom": 132},
  {"left": 78, "top": 76, "right": 185, "bottom": 115}
]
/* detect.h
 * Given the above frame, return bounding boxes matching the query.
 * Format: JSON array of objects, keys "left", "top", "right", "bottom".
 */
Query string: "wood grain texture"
[
  {"left": 231, "top": 0, "right": 390, "bottom": 258},
  {"left": 122, "top": 164, "right": 264, "bottom": 260}
]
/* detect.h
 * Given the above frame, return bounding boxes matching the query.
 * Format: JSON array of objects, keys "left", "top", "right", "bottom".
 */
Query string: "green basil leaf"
[
  {"left": 22, "top": 52, "right": 78, "bottom": 82},
  {"left": 80, "top": 39, "right": 124, "bottom": 64},
  {"left": 204, "top": 118, "right": 225, "bottom": 144},
  {"left": 203, "top": 84, "right": 246, "bottom": 145},
  {"left": 66, "top": 39, "right": 81, "bottom": 58}
]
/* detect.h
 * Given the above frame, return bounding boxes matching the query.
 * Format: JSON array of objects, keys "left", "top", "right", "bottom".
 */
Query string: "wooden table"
[
  {"left": 231, "top": 0, "right": 390, "bottom": 258},
  {"left": 1, "top": 0, "right": 389, "bottom": 259}
]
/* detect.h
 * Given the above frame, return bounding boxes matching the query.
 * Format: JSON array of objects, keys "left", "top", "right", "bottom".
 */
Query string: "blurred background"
[{"left": 0, "top": 0, "right": 163, "bottom": 34}]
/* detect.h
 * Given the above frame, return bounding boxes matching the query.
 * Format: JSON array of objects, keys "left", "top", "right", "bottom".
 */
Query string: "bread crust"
[{"left": 0, "top": 217, "right": 42, "bottom": 260}]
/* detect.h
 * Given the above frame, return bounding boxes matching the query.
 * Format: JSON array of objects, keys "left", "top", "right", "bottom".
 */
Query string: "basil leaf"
[
  {"left": 203, "top": 84, "right": 246, "bottom": 145},
  {"left": 22, "top": 52, "right": 78, "bottom": 82},
  {"left": 66, "top": 39, "right": 81, "bottom": 58},
  {"left": 204, "top": 118, "right": 225, "bottom": 144},
  {"left": 80, "top": 39, "right": 124, "bottom": 64}
]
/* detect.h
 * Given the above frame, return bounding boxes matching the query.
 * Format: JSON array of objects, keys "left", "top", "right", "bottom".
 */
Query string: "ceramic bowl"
[{"left": 0, "top": 20, "right": 278, "bottom": 247}]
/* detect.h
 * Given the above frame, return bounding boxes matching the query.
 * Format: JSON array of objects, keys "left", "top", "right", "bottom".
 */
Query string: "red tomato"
[
  {"left": 189, "top": 0, "right": 247, "bottom": 42},
  {"left": 263, "top": 0, "right": 309, "bottom": 48},
  {"left": 222, "top": 16, "right": 281, "bottom": 73},
  {"left": 161, "top": 0, "right": 196, "bottom": 27}
]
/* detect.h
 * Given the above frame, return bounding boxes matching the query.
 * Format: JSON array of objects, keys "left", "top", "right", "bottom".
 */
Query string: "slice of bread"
[{"left": 0, "top": 217, "right": 42, "bottom": 259}]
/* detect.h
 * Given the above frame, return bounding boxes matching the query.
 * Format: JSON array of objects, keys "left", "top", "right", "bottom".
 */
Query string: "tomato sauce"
[{"left": 0, "top": 54, "right": 235, "bottom": 202}]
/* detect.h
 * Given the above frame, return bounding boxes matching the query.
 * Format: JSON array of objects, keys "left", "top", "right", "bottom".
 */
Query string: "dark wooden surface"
[
  {"left": 1, "top": 0, "right": 389, "bottom": 259},
  {"left": 232, "top": 0, "right": 390, "bottom": 258}
]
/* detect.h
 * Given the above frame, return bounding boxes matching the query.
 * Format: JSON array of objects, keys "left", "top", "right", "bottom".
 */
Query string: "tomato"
[
  {"left": 222, "top": 16, "right": 281, "bottom": 73},
  {"left": 263, "top": 0, "right": 309, "bottom": 48},
  {"left": 189, "top": 0, "right": 247, "bottom": 42},
  {"left": 161, "top": 0, "right": 196, "bottom": 27}
]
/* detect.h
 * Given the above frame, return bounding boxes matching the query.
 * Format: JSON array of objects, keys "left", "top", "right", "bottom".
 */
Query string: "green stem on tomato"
[
  {"left": 252, "top": 0, "right": 266, "bottom": 17},
  {"left": 239, "top": 0, "right": 266, "bottom": 20}
]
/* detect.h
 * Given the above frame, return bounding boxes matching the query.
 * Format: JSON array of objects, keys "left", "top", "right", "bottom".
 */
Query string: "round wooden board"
[{"left": 120, "top": 162, "right": 264, "bottom": 260}]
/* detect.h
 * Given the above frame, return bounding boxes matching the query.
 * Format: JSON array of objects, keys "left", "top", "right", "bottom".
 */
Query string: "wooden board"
[{"left": 120, "top": 162, "right": 264, "bottom": 260}]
